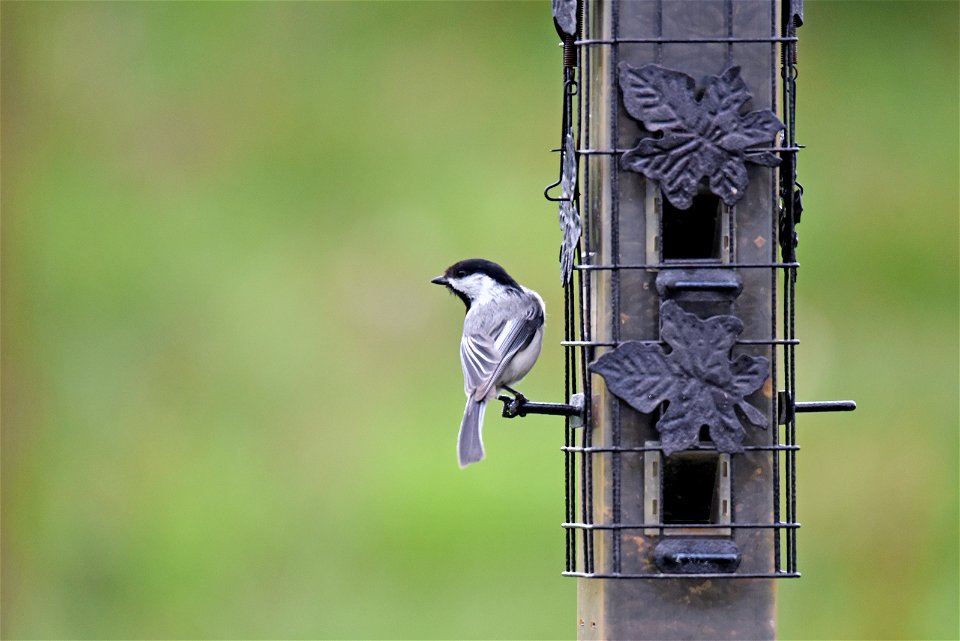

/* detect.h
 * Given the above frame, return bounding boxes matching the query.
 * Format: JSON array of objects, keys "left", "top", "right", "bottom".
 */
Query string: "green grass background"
[{"left": 2, "top": 1, "right": 957, "bottom": 639}]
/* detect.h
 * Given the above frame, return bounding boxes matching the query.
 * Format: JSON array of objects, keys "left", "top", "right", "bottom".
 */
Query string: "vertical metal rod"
[
  {"left": 567, "top": 312, "right": 574, "bottom": 575},
  {"left": 771, "top": 0, "right": 783, "bottom": 575},
  {"left": 580, "top": 0, "right": 595, "bottom": 575},
  {"left": 608, "top": 0, "right": 622, "bottom": 577},
  {"left": 781, "top": 0, "right": 800, "bottom": 574},
  {"left": 563, "top": 6, "right": 581, "bottom": 574},
  {"left": 725, "top": 0, "right": 734, "bottom": 67},
  {"left": 655, "top": 0, "right": 663, "bottom": 63}
]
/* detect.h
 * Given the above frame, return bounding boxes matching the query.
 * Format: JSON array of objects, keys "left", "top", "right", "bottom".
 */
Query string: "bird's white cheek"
[{"left": 447, "top": 276, "right": 487, "bottom": 301}]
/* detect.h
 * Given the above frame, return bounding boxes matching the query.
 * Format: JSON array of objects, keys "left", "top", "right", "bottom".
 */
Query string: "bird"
[{"left": 431, "top": 258, "right": 545, "bottom": 468}]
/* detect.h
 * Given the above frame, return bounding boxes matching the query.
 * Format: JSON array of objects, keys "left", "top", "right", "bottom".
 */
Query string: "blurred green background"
[{"left": 1, "top": 1, "right": 956, "bottom": 639}]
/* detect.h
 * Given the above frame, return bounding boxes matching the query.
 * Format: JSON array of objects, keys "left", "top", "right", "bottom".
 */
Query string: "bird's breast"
[{"left": 497, "top": 327, "right": 544, "bottom": 387}]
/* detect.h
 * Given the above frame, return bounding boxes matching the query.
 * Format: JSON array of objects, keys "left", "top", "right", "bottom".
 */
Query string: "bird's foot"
[{"left": 498, "top": 386, "right": 529, "bottom": 418}]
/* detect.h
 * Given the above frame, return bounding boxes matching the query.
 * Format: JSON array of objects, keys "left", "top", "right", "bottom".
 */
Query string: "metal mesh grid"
[{"left": 557, "top": 0, "right": 804, "bottom": 580}]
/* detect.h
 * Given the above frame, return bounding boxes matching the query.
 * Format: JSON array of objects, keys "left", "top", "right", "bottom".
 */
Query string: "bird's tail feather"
[{"left": 458, "top": 399, "right": 486, "bottom": 468}]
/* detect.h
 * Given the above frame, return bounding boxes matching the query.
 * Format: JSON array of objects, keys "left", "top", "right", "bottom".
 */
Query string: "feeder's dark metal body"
[
  {"left": 527, "top": 0, "right": 851, "bottom": 636},
  {"left": 555, "top": 0, "right": 803, "bottom": 638}
]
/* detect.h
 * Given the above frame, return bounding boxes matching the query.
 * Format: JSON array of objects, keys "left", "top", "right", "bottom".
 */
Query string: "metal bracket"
[
  {"left": 778, "top": 391, "right": 857, "bottom": 424},
  {"left": 499, "top": 392, "right": 584, "bottom": 426}
]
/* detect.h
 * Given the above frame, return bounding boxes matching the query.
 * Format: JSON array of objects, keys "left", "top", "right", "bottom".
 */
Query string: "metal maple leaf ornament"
[
  {"left": 589, "top": 301, "right": 770, "bottom": 455},
  {"left": 552, "top": 0, "right": 577, "bottom": 37},
  {"left": 558, "top": 127, "right": 581, "bottom": 286},
  {"left": 618, "top": 63, "right": 784, "bottom": 209}
]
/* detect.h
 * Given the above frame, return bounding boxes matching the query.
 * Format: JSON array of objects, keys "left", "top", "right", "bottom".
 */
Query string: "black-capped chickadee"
[{"left": 431, "top": 259, "right": 546, "bottom": 468}]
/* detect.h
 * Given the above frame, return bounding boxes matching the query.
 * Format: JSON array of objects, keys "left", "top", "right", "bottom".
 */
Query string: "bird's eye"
[{"left": 456, "top": 270, "right": 466, "bottom": 278}]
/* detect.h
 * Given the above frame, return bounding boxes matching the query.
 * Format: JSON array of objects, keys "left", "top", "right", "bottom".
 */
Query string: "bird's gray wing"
[
  {"left": 460, "top": 332, "right": 500, "bottom": 397},
  {"left": 462, "top": 300, "right": 543, "bottom": 402}
]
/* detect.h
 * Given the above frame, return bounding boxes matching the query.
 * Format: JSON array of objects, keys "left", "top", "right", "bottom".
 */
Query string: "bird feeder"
[{"left": 504, "top": 0, "right": 856, "bottom": 638}]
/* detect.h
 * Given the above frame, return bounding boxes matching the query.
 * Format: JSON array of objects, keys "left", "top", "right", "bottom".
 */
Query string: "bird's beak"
[{"left": 431, "top": 275, "right": 448, "bottom": 286}]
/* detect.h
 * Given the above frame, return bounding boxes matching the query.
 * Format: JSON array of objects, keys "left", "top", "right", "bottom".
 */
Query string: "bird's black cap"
[{"left": 437, "top": 258, "right": 520, "bottom": 288}]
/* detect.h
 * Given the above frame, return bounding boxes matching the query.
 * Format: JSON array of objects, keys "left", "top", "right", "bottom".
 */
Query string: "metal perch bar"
[
  {"left": 498, "top": 393, "right": 584, "bottom": 419},
  {"left": 794, "top": 400, "right": 857, "bottom": 413}
]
